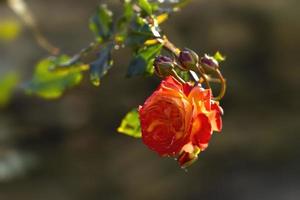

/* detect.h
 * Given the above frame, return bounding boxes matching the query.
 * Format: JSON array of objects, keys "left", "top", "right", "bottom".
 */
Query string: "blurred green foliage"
[
  {"left": 0, "top": 72, "right": 19, "bottom": 107},
  {"left": 0, "top": 20, "right": 21, "bottom": 41},
  {"left": 138, "top": 0, "right": 153, "bottom": 15}
]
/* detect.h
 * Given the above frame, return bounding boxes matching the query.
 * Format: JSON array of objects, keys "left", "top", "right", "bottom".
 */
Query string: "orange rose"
[{"left": 139, "top": 76, "right": 222, "bottom": 167}]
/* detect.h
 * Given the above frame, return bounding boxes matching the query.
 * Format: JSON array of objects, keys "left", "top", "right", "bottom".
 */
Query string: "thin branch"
[
  {"left": 7, "top": 0, "right": 59, "bottom": 55},
  {"left": 213, "top": 69, "right": 226, "bottom": 101}
]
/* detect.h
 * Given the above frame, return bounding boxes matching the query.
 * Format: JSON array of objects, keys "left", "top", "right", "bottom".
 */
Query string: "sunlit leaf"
[
  {"left": 89, "top": 4, "right": 113, "bottom": 42},
  {"left": 138, "top": 0, "right": 152, "bottom": 15},
  {"left": 25, "top": 56, "right": 84, "bottom": 99},
  {"left": 127, "top": 43, "right": 163, "bottom": 77},
  {"left": 90, "top": 44, "right": 113, "bottom": 86},
  {"left": 0, "top": 20, "right": 21, "bottom": 41},
  {"left": 118, "top": 108, "right": 141, "bottom": 138},
  {"left": 0, "top": 72, "right": 19, "bottom": 107},
  {"left": 138, "top": 43, "right": 163, "bottom": 61},
  {"left": 156, "top": 13, "right": 168, "bottom": 24},
  {"left": 144, "top": 39, "right": 158, "bottom": 45},
  {"left": 214, "top": 51, "right": 226, "bottom": 62},
  {"left": 172, "top": 0, "right": 191, "bottom": 11}
]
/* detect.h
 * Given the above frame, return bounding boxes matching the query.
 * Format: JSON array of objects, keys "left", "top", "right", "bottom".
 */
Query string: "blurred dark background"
[{"left": 0, "top": 0, "right": 300, "bottom": 199}]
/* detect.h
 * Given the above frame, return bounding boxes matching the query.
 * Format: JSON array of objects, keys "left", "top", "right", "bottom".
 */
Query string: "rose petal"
[
  {"left": 191, "top": 114, "right": 212, "bottom": 151},
  {"left": 208, "top": 102, "right": 223, "bottom": 132},
  {"left": 188, "top": 86, "right": 212, "bottom": 112}
]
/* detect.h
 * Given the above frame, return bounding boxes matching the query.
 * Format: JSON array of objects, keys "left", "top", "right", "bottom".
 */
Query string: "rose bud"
[
  {"left": 178, "top": 144, "right": 201, "bottom": 168},
  {"left": 200, "top": 54, "right": 219, "bottom": 70},
  {"left": 178, "top": 48, "right": 199, "bottom": 71},
  {"left": 153, "top": 55, "right": 175, "bottom": 78}
]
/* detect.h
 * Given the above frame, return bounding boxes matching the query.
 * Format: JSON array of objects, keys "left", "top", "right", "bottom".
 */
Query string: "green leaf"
[
  {"left": 89, "top": 44, "right": 113, "bottom": 86},
  {"left": 117, "top": 2, "right": 133, "bottom": 31},
  {"left": 214, "top": 51, "right": 226, "bottom": 62},
  {"left": 0, "top": 20, "right": 21, "bottom": 41},
  {"left": 25, "top": 56, "right": 84, "bottom": 99},
  {"left": 156, "top": 13, "right": 169, "bottom": 24},
  {"left": 138, "top": 0, "right": 152, "bottom": 15},
  {"left": 127, "top": 43, "right": 163, "bottom": 77},
  {"left": 139, "top": 43, "right": 163, "bottom": 59},
  {"left": 123, "top": 1, "right": 134, "bottom": 21},
  {"left": 127, "top": 56, "right": 147, "bottom": 77},
  {"left": 89, "top": 4, "right": 113, "bottom": 42},
  {"left": 125, "top": 16, "right": 153, "bottom": 47},
  {"left": 0, "top": 72, "right": 19, "bottom": 107},
  {"left": 173, "top": 0, "right": 191, "bottom": 11},
  {"left": 118, "top": 108, "right": 141, "bottom": 138},
  {"left": 149, "top": 2, "right": 159, "bottom": 12},
  {"left": 115, "top": 1, "right": 134, "bottom": 44},
  {"left": 125, "top": 32, "right": 151, "bottom": 47},
  {"left": 176, "top": 70, "right": 190, "bottom": 82}
]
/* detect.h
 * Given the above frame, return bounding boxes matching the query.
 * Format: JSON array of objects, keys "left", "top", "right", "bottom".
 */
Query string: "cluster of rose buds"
[
  {"left": 139, "top": 48, "right": 225, "bottom": 168},
  {"left": 154, "top": 48, "right": 221, "bottom": 80}
]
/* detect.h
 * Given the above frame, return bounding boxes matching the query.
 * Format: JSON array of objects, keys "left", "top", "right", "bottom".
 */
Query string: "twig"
[
  {"left": 213, "top": 69, "right": 226, "bottom": 101},
  {"left": 7, "top": 0, "right": 59, "bottom": 55}
]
